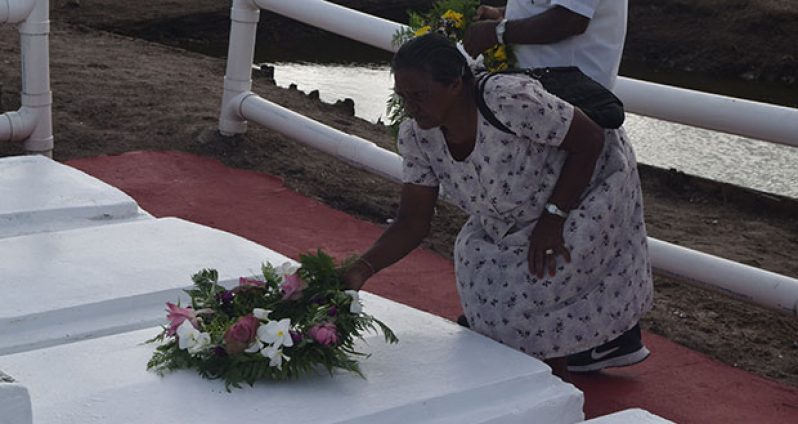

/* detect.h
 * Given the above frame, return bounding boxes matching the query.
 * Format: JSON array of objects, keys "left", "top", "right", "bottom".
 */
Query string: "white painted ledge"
[
  {"left": 584, "top": 408, "right": 674, "bottom": 423},
  {"left": 0, "top": 155, "right": 148, "bottom": 239},
  {"left": 2, "top": 293, "right": 584, "bottom": 424},
  {"left": 0, "top": 371, "right": 32, "bottom": 424},
  {"left": 0, "top": 217, "right": 290, "bottom": 355}
]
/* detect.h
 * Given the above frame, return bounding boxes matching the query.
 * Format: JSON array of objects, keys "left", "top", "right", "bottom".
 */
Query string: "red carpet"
[{"left": 68, "top": 151, "right": 798, "bottom": 423}]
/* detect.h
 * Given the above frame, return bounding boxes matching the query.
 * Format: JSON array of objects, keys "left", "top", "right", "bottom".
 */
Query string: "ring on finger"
[{"left": 544, "top": 249, "right": 554, "bottom": 255}]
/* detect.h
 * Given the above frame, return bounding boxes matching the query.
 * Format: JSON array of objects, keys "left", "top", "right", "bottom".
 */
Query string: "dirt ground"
[{"left": 1, "top": 0, "right": 797, "bottom": 387}]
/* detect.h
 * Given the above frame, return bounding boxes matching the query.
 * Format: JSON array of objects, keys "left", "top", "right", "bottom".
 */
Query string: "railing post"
[
  {"left": 218, "top": 0, "right": 260, "bottom": 136},
  {"left": 0, "top": 0, "right": 53, "bottom": 157}
]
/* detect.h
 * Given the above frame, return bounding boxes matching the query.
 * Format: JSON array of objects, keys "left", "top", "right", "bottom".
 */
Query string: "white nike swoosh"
[{"left": 590, "top": 346, "right": 620, "bottom": 360}]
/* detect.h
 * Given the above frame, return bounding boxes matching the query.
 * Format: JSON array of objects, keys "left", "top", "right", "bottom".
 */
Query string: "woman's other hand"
[{"left": 528, "top": 214, "right": 572, "bottom": 278}]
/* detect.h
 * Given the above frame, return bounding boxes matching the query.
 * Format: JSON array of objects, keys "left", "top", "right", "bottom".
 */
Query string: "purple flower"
[
  {"left": 327, "top": 306, "right": 338, "bottom": 317},
  {"left": 216, "top": 290, "right": 234, "bottom": 304},
  {"left": 290, "top": 330, "right": 303, "bottom": 345},
  {"left": 213, "top": 346, "right": 228, "bottom": 358},
  {"left": 309, "top": 322, "right": 339, "bottom": 346}
]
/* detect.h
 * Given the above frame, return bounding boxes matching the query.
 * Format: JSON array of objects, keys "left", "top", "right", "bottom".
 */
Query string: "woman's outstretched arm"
[{"left": 343, "top": 183, "right": 439, "bottom": 290}]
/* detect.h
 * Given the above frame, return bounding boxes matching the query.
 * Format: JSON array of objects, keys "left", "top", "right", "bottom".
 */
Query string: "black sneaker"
[
  {"left": 566, "top": 324, "right": 650, "bottom": 373},
  {"left": 456, "top": 314, "right": 470, "bottom": 328}
]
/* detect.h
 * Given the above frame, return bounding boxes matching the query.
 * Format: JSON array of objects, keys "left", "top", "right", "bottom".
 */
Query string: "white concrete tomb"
[
  {"left": 0, "top": 371, "right": 32, "bottom": 424},
  {"left": 0, "top": 155, "right": 148, "bottom": 239},
  {"left": 1, "top": 293, "right": 584, "bottom": 424},
  {"left": 0, "top": 217, "right": 288, "bottom": 355},
  {"left": 583, "top": 408, "right": 674, "bottom": 423}
]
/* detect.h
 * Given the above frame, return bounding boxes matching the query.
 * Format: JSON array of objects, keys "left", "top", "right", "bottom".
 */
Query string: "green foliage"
[{"left": 146, "top": 250, "right": 398, "bottom": 390}]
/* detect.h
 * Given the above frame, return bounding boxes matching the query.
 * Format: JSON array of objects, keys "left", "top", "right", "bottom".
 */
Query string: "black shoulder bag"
[{"left": 476, "top": 67, "right": 625, "bottom": 133}]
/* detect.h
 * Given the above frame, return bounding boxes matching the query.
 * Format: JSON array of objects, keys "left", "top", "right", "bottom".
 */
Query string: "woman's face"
[{"left": 394, "top": 68, "right": 461, "bottom": 130}]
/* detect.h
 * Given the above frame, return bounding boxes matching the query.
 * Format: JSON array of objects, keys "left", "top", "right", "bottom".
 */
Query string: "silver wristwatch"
[
  {"left": 544, "top": 202, "right": 569, "bottom": 218},
  {"left": 495, "top": 18, "right": 508, "bottom": 45}
]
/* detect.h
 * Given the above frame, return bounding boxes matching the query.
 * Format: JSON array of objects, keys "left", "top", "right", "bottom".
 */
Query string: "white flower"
[
  {"left": 256, "top": 318, "right": 294, "bottom": 348},
  {"left": 276, "top": 261, "right": 300, "bottom": 278},
  {"left": 244, "top": 340, "right": 263, "bottom": 353},
  {"left": 345, "top": 290, "right": 363, "bottom": 314},
  {"left": 252, "top": 308, "right": 272, "bottom": 321},
  {"left": 176, "top": 320, "right": 211, "bottom": 355},
  {"left": 260, "top": 345, "right": 290, "bottom": 369}
]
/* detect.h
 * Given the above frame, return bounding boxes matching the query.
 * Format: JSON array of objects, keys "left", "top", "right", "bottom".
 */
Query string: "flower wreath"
[
  {"left": 386, "top": 0, "right": 516, "bottom": 133},
  {"left": 146, "top": 250, "right": 397, "bottom": 389}
]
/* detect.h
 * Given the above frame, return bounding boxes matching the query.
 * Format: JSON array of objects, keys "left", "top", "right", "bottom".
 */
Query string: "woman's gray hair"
[{"left": 391, "top": 33, "right": 474, "bottom": 84}]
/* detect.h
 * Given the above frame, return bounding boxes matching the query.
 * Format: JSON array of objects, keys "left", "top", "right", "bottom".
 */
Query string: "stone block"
[
  {"left": 0, "top": 218, "right": 289, "bottom": 355},
  {"left": 0, "top": 155, "right": 148, "bottom": 239}
]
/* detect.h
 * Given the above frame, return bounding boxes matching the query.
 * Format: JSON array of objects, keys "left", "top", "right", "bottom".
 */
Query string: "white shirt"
[{"left": 505, "top": 0, "right": 627, "bottom": 89}]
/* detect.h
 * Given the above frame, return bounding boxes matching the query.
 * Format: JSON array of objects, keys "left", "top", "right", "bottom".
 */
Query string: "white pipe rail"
[
  {"left": 615, "top": 78, "right": 798, "bottom": 148},
  {"left": 218, "top": 0, "right": 260, "bottom": 136},
  {"left": 650, "top": 239, "right": 798, "bottom": 316},
  {"left": 240, "top": 93, "right": 402, "bottom": 181},
  {"left": 254, "top": 0, "right": 404, "bottom": 53},
  {"left": 220, "top": 0, "right": 798, "bottom": 317},
  {"left": 0, "top": 0, "right": 35, "bottom": 23},
  {"left": 0, "top": 0, "right": 53, "bottom": 156}
]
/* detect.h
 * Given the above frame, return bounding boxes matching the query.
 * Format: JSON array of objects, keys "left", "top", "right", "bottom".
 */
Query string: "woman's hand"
[
  {"left": 341, "top": 259, "right": 374, "bottom": 291},
  {"left": 528, "top": 214, "right": 571, "bottom": 278}
]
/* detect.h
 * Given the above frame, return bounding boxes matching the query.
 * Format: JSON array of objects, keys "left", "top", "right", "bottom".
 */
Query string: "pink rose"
[
  {"left": 280, "top": 273, "right": 307, "bottom": 300},
  {"left": 166, "top": 302, "right": 198, "bottom": 336},
  {"left": 239, "top": 277, "right": 265, "bottom": 287},
  {"left": 309, "top": 322, "right": 339, "bottom": 346},
  {"left": 223, "top": 314, "right": 260, "bottom": 354}
]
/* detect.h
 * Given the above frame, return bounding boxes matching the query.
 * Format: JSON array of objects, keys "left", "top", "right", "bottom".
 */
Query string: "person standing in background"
[
  {"left": 463, "top": 0, "right": 626, "bottom": 90},
  {"left": 463, "top": 1, "right": 647, "bottom": 374}
]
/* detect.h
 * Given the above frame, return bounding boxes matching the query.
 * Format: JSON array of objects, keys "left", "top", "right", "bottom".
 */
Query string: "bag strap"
[{"left": 475, "top": 73, "right": 516, "bottom": 135}]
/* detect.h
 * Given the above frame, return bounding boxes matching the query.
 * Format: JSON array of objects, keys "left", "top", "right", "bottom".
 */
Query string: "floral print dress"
[{"left": 396, "top": 73, "right": 653, "bottom": 359}]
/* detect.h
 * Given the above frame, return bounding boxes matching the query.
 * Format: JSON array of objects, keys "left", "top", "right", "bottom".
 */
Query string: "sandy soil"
[{"left": 1, "top": 0, "right": 797, "bottom": 387}]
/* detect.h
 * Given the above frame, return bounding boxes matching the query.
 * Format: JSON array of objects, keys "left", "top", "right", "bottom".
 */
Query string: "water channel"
[{"left": 270, "top": 60, "right": 798, "bottom": 200}]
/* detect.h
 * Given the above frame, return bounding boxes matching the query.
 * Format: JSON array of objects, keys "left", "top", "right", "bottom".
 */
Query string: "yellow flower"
[
  {"left": 441, "top": 10, "right": 465, "bottom": 29},
  {"left": 414, "top": 25, "right": 432, "bottom": 36},
  {"left": 492, "top": 45, "right": 507, "bottom": 62}
]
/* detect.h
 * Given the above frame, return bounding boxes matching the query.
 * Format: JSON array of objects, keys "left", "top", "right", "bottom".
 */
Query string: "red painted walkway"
[{"left": 68, "top": 151, "right": 798, "bottom": 423}]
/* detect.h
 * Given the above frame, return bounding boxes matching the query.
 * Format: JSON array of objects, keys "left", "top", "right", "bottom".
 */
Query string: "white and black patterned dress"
[{"left": 396, "top": 74, "right": 653, "bottom": 359}]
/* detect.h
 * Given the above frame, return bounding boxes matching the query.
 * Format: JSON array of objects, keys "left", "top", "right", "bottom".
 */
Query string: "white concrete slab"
[
  {"left": 584, "top": 408, "right": 674, "bottom": 423},
  {"left": 0, "top": 217, "right": 290, "bottom": 356},
  {"left": 1, "top": 293, "right": 584, "bottom": 424},
  {"left": 0, "top": 371, "right": 32, "bottom": 424},
  {"left": 0, "top": 155, "right": 148, "bottom": 239}
]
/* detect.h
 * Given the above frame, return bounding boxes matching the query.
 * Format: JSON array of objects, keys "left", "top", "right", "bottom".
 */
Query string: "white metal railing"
[
  {"left": 615, "top": 78, "right": 798, "bottom": 149},
  {"left": 0, "top": 0, "right": 53, "bottom": 156},
  {"left": 219, "top": 0, "right": 798, "bottom": 317}
]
